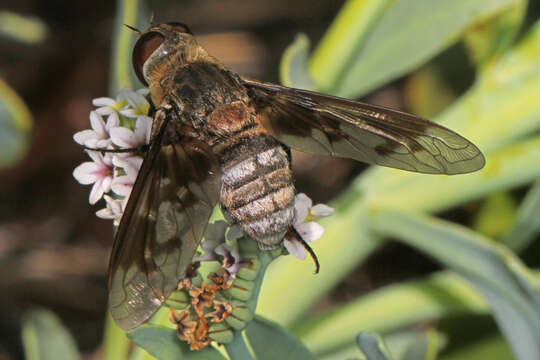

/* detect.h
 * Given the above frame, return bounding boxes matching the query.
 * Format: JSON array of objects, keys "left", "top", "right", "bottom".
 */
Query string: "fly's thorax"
[
  {"left": 218, "top": 134, "right": 295, "bottom": 250},
  {"left": 144, "top": 37, "right": 217, "bottom": 107}
]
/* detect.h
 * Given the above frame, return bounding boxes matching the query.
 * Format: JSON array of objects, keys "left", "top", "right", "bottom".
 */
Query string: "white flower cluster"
[{"left": 72, "top": 87, "right": 152, "bottom": 225}]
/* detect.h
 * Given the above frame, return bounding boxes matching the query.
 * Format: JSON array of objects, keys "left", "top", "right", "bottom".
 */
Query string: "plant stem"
[{"left": 103, "top": 313, "right": 130, "bottom": 360}]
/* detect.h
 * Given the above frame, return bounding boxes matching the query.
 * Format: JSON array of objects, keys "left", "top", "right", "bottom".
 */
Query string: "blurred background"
[{"left": 1, "top": 1, "right": 540, "bottom": 359}]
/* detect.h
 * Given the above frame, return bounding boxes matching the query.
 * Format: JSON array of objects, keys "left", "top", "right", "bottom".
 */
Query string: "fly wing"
[
  {"left": 243, "top": 78, "right": 485, "bottom": 175},
  {"left": 108, "top": 117, "right": 221, "bottom": 330}
]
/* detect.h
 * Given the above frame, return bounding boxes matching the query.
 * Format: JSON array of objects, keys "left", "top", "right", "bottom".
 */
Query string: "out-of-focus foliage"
[
  {"left": 0, "top": 77, "right": 32, "bottom": 169},
  {"left": 0, "top": 11, "right": 48, "bottom": 44},
  {"left": 21, "top": 309, "right": 80, "bottom": 360}
]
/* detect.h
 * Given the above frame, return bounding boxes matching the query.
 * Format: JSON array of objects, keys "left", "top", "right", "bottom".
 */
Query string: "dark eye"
[
  {"left": 167, "top": 22, "right": 192, "bottom": 35},
  {"left": 132, "top": 31, "right": 165, "bottom": 86}
]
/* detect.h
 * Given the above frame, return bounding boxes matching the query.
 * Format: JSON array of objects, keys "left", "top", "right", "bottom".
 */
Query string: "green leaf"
[
  {"left": 473, "top": 192, "right": 517, "bottom": 239},
  {"left": 503, "top": 180, "right": 540, "bottom": 252},
  {"left": 0, "top": 11, "right": 48, "bottom": 44},
  {"left": 368, "top": 208, "right": 540, "bottom": 360},
  {"left": 110, "top": 0, "right": 150, "bottom": 94},
  {"left": 310, "top": 0, "right": 520, "bottom": 97},
  {"left": 357, "top": 332, "right": 394, "bottom": 360},
  {"left": 464, "top": 0, "right": 527, "bottom": 67},
  {"left": 306, "top": 0, "right": 393, "bottom": 92},
  {"left": 385, "top": 330, "right": 444, "bottom": 360},
  {"left": 440, "top": 335, "right": 513, "bottom": 360},
  {"left": 127, "top": 324, "right": 226, "bottom": 360},
  {"left": 0, "top": 77, "right": 32, "bottom": 169},
  {"left": 21, "top": 308, "right": 80, "bottom": 360},
  {"left": 296, "top": 271, "right": 486, "bottom": 355},
  {"left": 279, "top": 34, "right": 317, "bottom": 90},
  {"left": 244, "top": 316, "right": 316, "bottom": 360}
]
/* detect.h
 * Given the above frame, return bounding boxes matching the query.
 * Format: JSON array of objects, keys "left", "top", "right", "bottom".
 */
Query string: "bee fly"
[{"left": 106, "top": 22, "right": 485, "bottom": 330}]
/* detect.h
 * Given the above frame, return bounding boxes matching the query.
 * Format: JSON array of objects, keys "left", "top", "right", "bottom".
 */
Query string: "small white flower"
[
  {"left": 111, "top": 156, "right": 143, "bottom": 197},
  {"left": 96, "top": 195, "right": 125, "bottom": 225},
  {"left": 110, "top": 116, "right": 152, "bottom": 149},
  {"left": 73, "top": 151, "right": 114, "bottom": 204},
  {"left": 119, "top": 89, "right": 150, "bottom": 118},
  {"left": 73, "top": 111, "right": 119, "bottom": 148},
  {"left": 284, "top": 193, "right": 334, "bottom": 260}
]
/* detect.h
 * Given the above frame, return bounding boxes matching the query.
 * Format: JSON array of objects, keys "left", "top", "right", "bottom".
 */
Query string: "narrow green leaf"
[
  {"left": 244, "top": 316, "right": 316, "bottom": 360},
  {"left": 369, "top": 209, "right": 540, "bottom": 360},
  {"left": 279, "top": 34, "right": 316, "bottom": 90},
  {"left": 357, "top": 332, "right": 394, "bottom": 360},
  {"left": 0, "top": 11, "right": 48, "bottom": 44},
  {"left": 0, "top": 77, "right": 32, "bottom": 169},
  {"left": 307, "top": 0, "right": 393, "bottom": 92},
  {"left": 127, "top": 324, "right": 226, "bottom": 360},
  {"left": 503, "top": 180, "right": 540, "bottom": 252},
  {"left": 110, "top": 0, "right": 150, "bottom": 94},
  {"left": 440, "top": 335, "right": 513, "bottom": 360},
  {"left": 21, "top": 308, "right": 80, "bottom": 360},
  {"left": 464, "top": 0, "right": 527, "bottom": 67},
  {"left": 314, "top": 0, "right": 519, "bottom": 97},
  {"left": 296, "top": 271, "right": 486, "bottom": 355}
]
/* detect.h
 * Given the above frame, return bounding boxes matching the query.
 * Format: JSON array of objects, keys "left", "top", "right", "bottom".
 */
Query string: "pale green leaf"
[
  {"left": 311, "top": 0, "right": 520, "bottom": 97},
  {"left": 296, "top": 271, "right": 486, "bottom": 355},
  {"left": 357, "top": 332, "right": 394, "bottom": 360},
  {"left": 369, "top": 209, "right": 540, "bottom": 360},
  {"left": 503, "top": 180, "right": 540, "bottom": 252},
  {"left": 280, "top": 34, "right": 316, "bottom": 90},
  {"left": 21, "top": 308, "right": 80, "bottom": 360},
  {"left": 244, "top": 316, "right": 316, "bottom": 360}
]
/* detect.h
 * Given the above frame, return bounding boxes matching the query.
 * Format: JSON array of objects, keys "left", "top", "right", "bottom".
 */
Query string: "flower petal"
[
  {"left": 294, "top": 193, "right": 312, "bottom": 224},
  {"left": 92, "top": 97, "right": 115, "bottom": 107},
  {"left": 73, "top": 129, "right": 96, "bottom": 145},
  {"left": 89, "top": 181, "right": 105, "bottom": 204},
  {"left": 89, "top": 111, "right": 107, "bottom": 136},
  {"left": 73, "top": 162, "right": 99, "bottom": 184},
  {"left": 105, "top": 112, "right": 120, "bottom": 130},
  {"left": 311, "top": 204, "right": 334, "bottom": 218},
  {"left": 283, "top": 238, "right": 307, "bottom": 260},
  {"left": 294, "top": 221, "right": 324, "bottom": 242},
  {"left": 110, "top": 127, "right": 136, "bottom": 148}
]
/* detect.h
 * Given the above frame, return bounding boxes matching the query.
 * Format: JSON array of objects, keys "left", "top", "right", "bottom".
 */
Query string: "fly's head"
[{"left": 132, "top": 22, "right": 203, "bottom": 105}]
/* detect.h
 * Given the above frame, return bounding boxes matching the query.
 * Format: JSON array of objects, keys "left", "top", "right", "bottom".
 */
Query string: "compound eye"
[
  {"left": 167, "top": 22, "right": 192, "bottom": 35},
  {"left": 132, "top": 31, "right": 164, "bottom": 86}
]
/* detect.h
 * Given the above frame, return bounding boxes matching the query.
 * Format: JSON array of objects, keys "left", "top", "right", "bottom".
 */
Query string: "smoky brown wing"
[
  {"left": 108, "top": 131, "right": 221, "bottom": 331},
  {"left": 243, "top": 79, "right": 485, "bottom": 175}
]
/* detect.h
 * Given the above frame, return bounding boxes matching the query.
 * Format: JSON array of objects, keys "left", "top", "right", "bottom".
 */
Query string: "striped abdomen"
[{"left": 218, "top": 134, "right": 295, "bottom": 250}]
